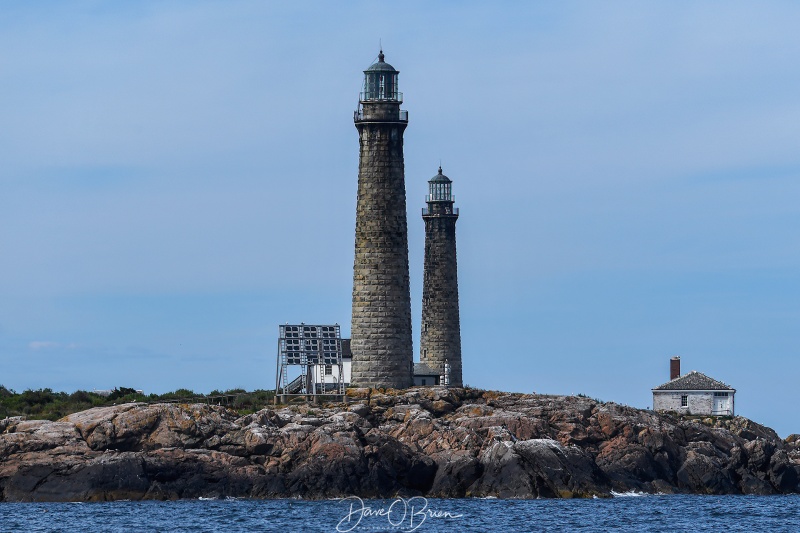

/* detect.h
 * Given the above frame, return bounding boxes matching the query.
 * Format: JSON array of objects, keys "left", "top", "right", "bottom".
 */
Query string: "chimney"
[{"left": 670, "top": 356, "right": 681, "bottom": 380}]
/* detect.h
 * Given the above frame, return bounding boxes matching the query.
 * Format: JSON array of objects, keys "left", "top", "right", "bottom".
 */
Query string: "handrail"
[
  {"left": 286, "top": 375, "right": 304, "bottom": 394},
  {"left": 359, "top": 91, "right": 403, "bottom": 103},
  {"left": 354, "top": 109, "right": 409, "bottom": 122},
  {"left": 426, "top": 194, "right": 455, "bottom": 203},
  {"left": 422, "top": 207, "right": 459, "bottom": 216}
]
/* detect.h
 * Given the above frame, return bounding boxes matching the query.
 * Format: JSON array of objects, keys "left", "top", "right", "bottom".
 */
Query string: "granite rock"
[{"left": 1, "top": 389, "right": 798, "bottom": 501}]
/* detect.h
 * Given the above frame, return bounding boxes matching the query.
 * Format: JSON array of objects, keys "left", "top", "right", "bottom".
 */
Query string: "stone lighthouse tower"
[
  {"left": 350, "top": 51, "right": 413, "bottom": 389},
  {"left": 420, "top": 167, "right": 462, "bottom": 387}
]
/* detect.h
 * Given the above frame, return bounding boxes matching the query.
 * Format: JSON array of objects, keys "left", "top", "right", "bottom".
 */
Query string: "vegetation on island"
[{"left": 0, "top": 385, "right": 274, "bottom": 421}]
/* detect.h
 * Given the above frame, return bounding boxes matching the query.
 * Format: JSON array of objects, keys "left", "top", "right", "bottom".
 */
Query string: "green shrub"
[
  {"left": 69, "top": 390, "right": 92, "bottom": 403},
  {"left": 107, "top": 387, "right": 139, "bottom": 401},
  {"left": 0, "top": 387, "right": 276, "bottom": 420}
]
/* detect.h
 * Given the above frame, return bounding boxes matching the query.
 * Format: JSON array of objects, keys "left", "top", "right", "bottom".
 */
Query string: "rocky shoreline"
[{"left": 1, "top": 387, "right": 798, "bottom": 501}]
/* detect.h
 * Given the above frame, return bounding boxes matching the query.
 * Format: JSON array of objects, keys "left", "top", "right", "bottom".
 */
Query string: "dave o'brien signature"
[{"left": 336, "top": 495, "right": 463, "bottom": 532}]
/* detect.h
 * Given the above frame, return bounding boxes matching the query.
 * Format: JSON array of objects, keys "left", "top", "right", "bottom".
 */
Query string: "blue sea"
[{"left": 1, "top": 495, "right": 798, "bottom": 532}]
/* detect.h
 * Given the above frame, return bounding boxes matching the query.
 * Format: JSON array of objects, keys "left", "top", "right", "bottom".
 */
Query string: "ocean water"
[{"left": 1, "top": 494, "right": 798, "bottom": 532}]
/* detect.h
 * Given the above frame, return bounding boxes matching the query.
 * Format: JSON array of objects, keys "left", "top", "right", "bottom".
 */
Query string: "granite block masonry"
[
  {"left": 420, "top": 167, "right": 462, "bottom": 386},
  {"left": 350, "top": 51, "right": 413, "bottom": 388}
]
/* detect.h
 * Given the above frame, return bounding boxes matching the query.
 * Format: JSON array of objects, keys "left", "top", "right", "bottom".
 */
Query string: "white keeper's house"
[{"left": 652, "top": 356, "right": 736, "bottom": 416}]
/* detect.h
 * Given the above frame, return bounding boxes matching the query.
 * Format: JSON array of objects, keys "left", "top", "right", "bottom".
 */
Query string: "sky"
[{"left": 1, "top": 2, "right": 799, "bottom": 437}]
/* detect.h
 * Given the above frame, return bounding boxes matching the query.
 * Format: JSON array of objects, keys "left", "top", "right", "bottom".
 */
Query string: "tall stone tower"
[
  {"left": 350, "top": 51, "right": 413, "bottom": 389},
  {"left": 420, "top": 167, "right": 462, "bottom": 387}
]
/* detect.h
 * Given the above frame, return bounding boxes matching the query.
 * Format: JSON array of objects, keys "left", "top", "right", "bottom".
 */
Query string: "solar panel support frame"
[{"left": 274, "top": 323, "right": 345, "bottom": 404}]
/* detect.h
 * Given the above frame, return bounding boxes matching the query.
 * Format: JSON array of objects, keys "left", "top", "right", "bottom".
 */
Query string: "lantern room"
[
  {"left": 361, "top": 50, "right": 401, "bottom": 102},
  {"left": 427, "top": 166, "right": 453, "bottom": 202}
]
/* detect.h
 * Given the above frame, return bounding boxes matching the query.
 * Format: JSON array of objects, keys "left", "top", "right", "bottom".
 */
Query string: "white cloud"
[{"left": 28, "top": 341, "right": 60, "bottom": 350}]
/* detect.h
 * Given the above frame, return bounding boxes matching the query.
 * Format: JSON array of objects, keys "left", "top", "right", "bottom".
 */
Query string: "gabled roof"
[
  {"left": 414, "top": 363, "right": 439, "bottom": 376},
  {"left": 653, "top": 370, "right": 734, "bottom": 391}
]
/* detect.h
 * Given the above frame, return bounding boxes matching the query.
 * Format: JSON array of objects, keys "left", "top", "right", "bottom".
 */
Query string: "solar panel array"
[{"left": 279, "top": 324, "right": 341, "bottom": 365}]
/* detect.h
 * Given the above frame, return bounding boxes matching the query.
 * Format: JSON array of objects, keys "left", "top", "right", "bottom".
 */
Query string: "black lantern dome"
[
  {"left": 362, "top": 50, "right": 401, "bottom": 102},
  {"left": 366, "top": 50, "right": 397, "bottom": 72}
]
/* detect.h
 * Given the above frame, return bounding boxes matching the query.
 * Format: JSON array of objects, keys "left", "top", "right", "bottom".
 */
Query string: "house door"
[{"left": 713, "top": 394, "right": 729, "bottom": 415}]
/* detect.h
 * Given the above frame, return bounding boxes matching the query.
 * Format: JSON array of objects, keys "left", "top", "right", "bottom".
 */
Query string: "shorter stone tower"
[{"left": 420, "top": 167, "right": 462, "bottom": 386}]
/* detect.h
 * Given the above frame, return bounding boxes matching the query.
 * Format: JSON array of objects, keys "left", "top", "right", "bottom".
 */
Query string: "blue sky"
[{"left": 1, "top": 2, "right": 799, "bottom": 436}]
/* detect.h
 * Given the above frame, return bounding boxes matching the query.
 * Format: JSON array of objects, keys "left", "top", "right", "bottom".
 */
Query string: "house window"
[
  {"left": 421, "top": 379, "right": 427, "bottom": 385},
  {"left": 324, "top": 365, "right": 332, "bottom": 375},
  {"left": 681, "top": 395, "right": 688, "bottom": 407},
  {"left": 714, "top": 392, "right": 728, "bottom": 397}
]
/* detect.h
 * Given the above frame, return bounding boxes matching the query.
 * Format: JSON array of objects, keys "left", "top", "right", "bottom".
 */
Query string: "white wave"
[{"left": 610, "top": 490, "right": 648, "bottom": 497}]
